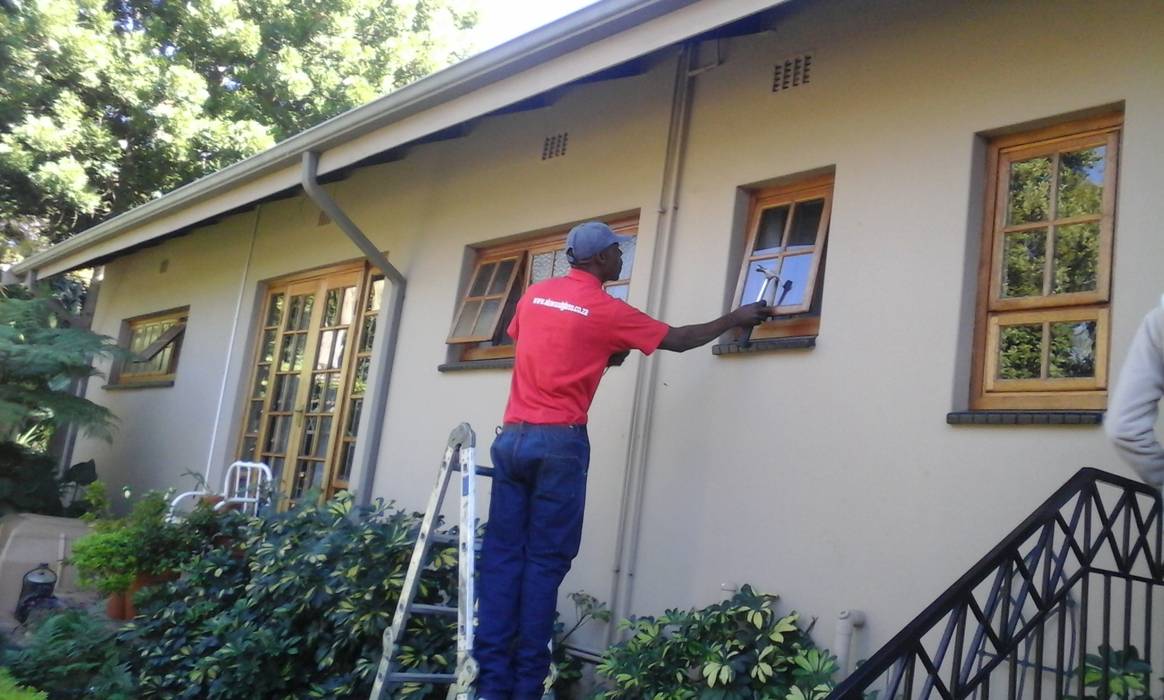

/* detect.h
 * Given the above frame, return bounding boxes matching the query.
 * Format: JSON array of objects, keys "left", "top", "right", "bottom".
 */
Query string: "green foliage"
[
  {"left": 0, "top": 0, "right": 478, "bottom": 255},
  {"left": 1066, "top": 645, "right": 1154, "bottom": 700},
  {"left": 0, "top": 288, "right": 122, "bottom": 442},
  {"left": 121, "top": 494, "right": 458, "bottom": 699},
  {"left": 4, "top": 609, "right": 136, "bottom": 700},
  {"left": 552, "top": 591, "right": 612, "bottom": 693},
  {"left": 595, "top": 585, "right": 838, "bottom": 700},
  {"left": 69, "top": 487, "right": 206, "bottom": 594},
  {"left": 0, "top": 441, "right": 62, "bottom": 515},
  {"left": 0, "top": 668, "right": 48, "bottom": 700}
]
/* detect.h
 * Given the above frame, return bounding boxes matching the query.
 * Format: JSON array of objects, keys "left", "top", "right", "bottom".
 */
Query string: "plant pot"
[
  {"left": 125, "top": 571, "right": 179, "bottom": 618},
  {"left": 105, "top": 590, "right": 129, "bottom": 620}
]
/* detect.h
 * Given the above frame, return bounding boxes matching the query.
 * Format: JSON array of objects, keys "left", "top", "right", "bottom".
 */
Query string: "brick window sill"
[
  {"left": 946, "top": 411, "right": 1104, "bottom": 426},
  {"left": 712, "top": 336, "right": 816, "bottom": 355}
]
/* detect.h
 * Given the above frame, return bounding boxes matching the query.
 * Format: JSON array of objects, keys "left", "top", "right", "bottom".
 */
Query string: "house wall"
[{"left": 74, "top": 0, "right": 1164, "bottom": 664}]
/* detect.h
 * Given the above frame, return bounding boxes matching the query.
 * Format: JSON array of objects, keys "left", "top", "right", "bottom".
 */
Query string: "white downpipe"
[
  {"left": 300, "top": 151, "right": 406, "bottom": 506},
  {"left": 202, "top": 206, "right": 262, "bottom": 485},
  {"left": 606, "top": 42, "right": 699, "bottom": 638},
  {"left": 833, "top": 609, "right": 867, "bottom": 678}
]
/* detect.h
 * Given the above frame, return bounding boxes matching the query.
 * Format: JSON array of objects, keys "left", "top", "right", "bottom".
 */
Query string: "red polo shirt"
[{"left": 503, "top": 269, "right": 669, "bottom": 425}]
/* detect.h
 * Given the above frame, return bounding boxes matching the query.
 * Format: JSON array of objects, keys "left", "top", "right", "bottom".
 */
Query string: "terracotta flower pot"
[
  {"left": 125, "top": 571, "right": 179, "bottom": 618},
  {"left": 105, "top": 590, "right": 128, "bottom": 620}
]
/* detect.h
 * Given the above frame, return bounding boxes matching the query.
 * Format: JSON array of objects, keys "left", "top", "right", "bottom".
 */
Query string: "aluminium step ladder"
[{"left": 368, "top": 423, "right": 560, "bottom": 700}]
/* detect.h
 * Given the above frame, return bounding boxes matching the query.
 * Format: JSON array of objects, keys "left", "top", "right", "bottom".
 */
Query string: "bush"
[
  {"left": 0, "top": 441, "right": 62, "bottom": 516},
  {"left": 121, "top": 494, "right": 459, "bottom": 699},
  {"left": 4, "top": 609, "right": 136, "bottom": 699},
  {"left": 595, "top": 585, "right": 838, "bottom": 700},
  {"left": 0, "top": 668, "right": 48, "bottom": 700}
]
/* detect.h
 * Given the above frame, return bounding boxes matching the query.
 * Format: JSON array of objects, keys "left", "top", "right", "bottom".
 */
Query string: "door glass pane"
[
  {"left": 617, "top": 237, "right": 636, "bottom": 281},
  {"left": 1002, "top": 228, "right": 1047, "bottom": 298},
  {"left": 753, "top": 205, "right": 789, "bottom": 255},
  {"left": 241, "top": 437, "right": 257, "bottom": 461},
  {"left": 1057, "top": 146, "right": 1105, "bottom": 218},
  {"left": 775, "top": 254, "right": 813, "bottom": 308},
  {"left": 488, "top": 259, "right": 516, "bottom": 295},
  {"left": 273, "top": 374, "right": 299, "bottom": 412},
  {"left": 312, "top": 417, "right": 332, "bottom": 458},
  {"left": 309, "top": 373, "right": 339, "bottom": 412},
  {"left": 323, "top": 289, "right": 341, "bottom": 326},
  {"left": 1050, "top": 320, "right": 1096, "bottom": 378},
  {"left": 360, "top": 316, "right": 376, "bottom": 352},
  {"left": 261, "top": 330, "right": 277, "bottom": 363},
  {"left": 353, "top": 358, "right": 370, "bottom": 394},
  {"left": 338, "top": 443, "right": 356, "bottom": 481},
  {"left": 346, "top": 398, "right": 363, "bottom": 437},
  {"left": 366, "top": 277, "right": 384, "bottom": 312},
  {"left": 469, "top": 263, "right": 495, "bottom": 297},
  {"left": 453, "top": 300, "right": 481, "bottom": 337},
  {"left": 300, "top": 416, "right": 319, "bottom": 457},
  {"left": 1052, "top": 222, "right": 1099, "bottom": 294},
  {"left": 252, "top": 366, "right": 270, "bottom": 398},
  {"left": 998, "top": 324, "right": 1043, "bottom": 379},
  {"left": 246, "top": 401, "right": 263, "bottom": 433},
  {"left": 787, "top": 199, "right": 824, "bottom": 251},
  {"left": 1007, "top": 156, "right": 1052, "bottom": 225},
  {"left": 266, "top": 294, "right": 285, "bottom": 327},
  {"left": 265, "top": 415, "right": 291, "bottom": 453},
  {"left": 472, "top": 299, "right": 502, "bottom": 337},
  {"left": 339, "top": 287, "right": 357, "bottom": 325}
]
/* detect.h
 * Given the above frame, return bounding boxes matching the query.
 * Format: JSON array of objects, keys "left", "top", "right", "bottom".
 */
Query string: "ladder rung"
[
  {"left": 450, "top": 464, "right": 494, "bottom": 478},
  {"left": 412, "top": 603, "right": 457, "bottom": 616},
  {"left": 385, "top": 671, "right": 456, "bottom": 683}
]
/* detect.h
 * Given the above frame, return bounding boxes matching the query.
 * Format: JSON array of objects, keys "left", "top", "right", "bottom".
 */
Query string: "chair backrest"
[{"left": 220, "top": 461, "right": 273, "bottom": 516}]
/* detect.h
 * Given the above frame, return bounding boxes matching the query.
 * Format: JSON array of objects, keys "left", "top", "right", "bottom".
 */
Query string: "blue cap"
[{"left": 565, "top": 221, "right": 632, "bottom": 262}]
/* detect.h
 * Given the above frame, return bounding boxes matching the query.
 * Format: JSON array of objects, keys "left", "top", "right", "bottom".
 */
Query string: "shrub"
[
  {"left": 595, "top": 585, "right": 838, "bottom": 700},
  {"left": 121, "top": 494, "right": 459, "bottom": 699},
  {"left": 0, "top": 441, "right": 62, "bottom": 516},
  {"left": 4, "top": 609, "right": 136, "bottom": 699},
  {"left": 0, "top": 668, "right": 48, "bottom": 700}
]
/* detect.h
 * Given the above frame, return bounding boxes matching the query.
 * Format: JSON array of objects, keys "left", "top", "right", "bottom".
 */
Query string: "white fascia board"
[{"left": 19, "top": 0, "right": 785, "bottom": 277}]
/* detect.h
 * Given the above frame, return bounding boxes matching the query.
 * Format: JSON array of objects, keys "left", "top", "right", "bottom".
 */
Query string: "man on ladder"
[{"left": 476, "top": 221, "right": 775, "bottom": 700}]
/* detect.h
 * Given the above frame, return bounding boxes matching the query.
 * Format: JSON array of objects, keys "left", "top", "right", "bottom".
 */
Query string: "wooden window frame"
[
  {"left": 970, "top": 113, "right": 1121, "bottom": 411},
  {"left": 451, "top": 217, "right": 638, "bottom": 363},
  {"left": 109, "top": 306, "right": 189, "bottom": 387},
  {"left": 732, "top": 174, "right": 834, "bottom": 340}
]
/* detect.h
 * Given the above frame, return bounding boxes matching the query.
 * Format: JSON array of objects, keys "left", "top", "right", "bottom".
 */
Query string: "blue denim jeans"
[{"left": 476, "top": 424, "right": 590, "bottom": 700}]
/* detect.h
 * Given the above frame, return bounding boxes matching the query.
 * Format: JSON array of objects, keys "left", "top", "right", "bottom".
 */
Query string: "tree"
[{"left": 0, "top": 0, "right": 478, "bottom": 260}]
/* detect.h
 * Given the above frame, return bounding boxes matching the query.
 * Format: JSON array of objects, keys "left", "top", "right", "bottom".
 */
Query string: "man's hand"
[
  {"left": 728, "top": 301, "right": 778, "bottom": 328},
  {"left": 607, "top": 350, "right": 630, "bottom": 367}
]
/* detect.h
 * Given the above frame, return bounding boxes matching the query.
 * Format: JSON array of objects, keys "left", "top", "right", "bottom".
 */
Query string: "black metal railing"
[{"left": 830, "top": 468, "right": 1163, "bottom": 700}]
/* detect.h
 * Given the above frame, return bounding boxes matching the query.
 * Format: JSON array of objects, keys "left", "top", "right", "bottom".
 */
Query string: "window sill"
[
  {"left": 438, "top": 358, "right": 515, "bottom": 372},
  {"left": 103, "top": 380, "right": 176, "bottom": 390},
  {"left": 712, "top": 336, "right": 816, "bottom": 355},
  {"left": 946, "top": 411, "right": 1104, "bottom": 426}
]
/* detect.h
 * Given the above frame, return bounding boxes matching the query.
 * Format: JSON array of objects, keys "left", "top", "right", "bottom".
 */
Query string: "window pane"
[
  {"left": 453, "top": 300, "right": 481, "bottom": 338},
  {"left": 241, "top": 437, "right": 257, "bottom": 461},
  {"left": 265, "top": 415, "right": 291, "bottom": 453},
  {"left": 472, "top": 299, "right": 502, "bottom": 337},
  {"left": 531, "top": 252, "right": 554, "bottom": 284},
  {"left": 1057, "top": 146, "right": 1105, "bottom": 218},
  {"left": 1007, "top": 156, "right": 1052, "bottom": 225},
  {"left": 346, "top": 398, "right": 363, "bottom": 436},
  {"left": 488, "top": 259, "right": 516, "bottom": 295},
  {"left": 1001, "top": 228, "right": 1047, "bottom": 298},
  {"left": 552, "top": 249, "right": 571, "bottom": 277},
  {"left": 253, "top": 366, "right": 270, "bottom": 398},
  {"left": 740, "top": 260, "right": 780, "bottom": 305},
  {"left": 1050, "top": 320, "right": 1096, "bottom": 378},
  {"left": 261, "top": 330, "right": 277, "bottom": 363},
  {"left": 618, "top": 237, "right": 636, "bottom": 281},
  {"left": 312, "top": 417, "right": 332, "bottom": 458},
  {"left": 273, "top": 374, "right": 299, "bottom": 412},
  {"left": 606, "top": 283, "right": 629, "bottom": 301},
  {"left": 246, "top": 401, "right": 263, "bottom": 434},
  {"left": 353, "top": 358, "right": 370, "bottom": 395},
  {"left": 775, "top": 254, "right": 813, "bottom": 308},
  {"left": 753, "top": 205, "right": 789, "bottom": 255},
  {"left": 322, "top": 289, "right": 341, "bottom": 326},
  {"left": 469, "top": 262, "right": 495, "bottom": 297},
  {"left": 1053, "top": 222, "right": 1099, "bottom": 294},
  {"left": 338, "top": 442, "right": 356, "bottom": 481},
  {"left": 998, "top": 324, "right": 1043, "bottom": 379},
  {"left": 787, "top": 199, "right": 824, "bottom": 251}
]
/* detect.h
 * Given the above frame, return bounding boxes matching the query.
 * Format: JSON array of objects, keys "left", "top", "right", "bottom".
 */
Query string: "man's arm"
[
  {"left": 1106, "top": 307, "right": 1164, "bottom": 487},
  {"left": 659, "top": 302, "right": 775, "bottom": 353}
]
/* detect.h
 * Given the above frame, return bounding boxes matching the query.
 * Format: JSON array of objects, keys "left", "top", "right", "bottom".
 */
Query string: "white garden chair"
[{"left": 167, "top": 461, "right": 273, "bottom": 520}]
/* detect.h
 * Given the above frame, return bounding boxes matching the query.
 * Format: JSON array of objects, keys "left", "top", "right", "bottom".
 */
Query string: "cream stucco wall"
[{"left": 73, "top": 0, "right": 1164, "bottom": 664}]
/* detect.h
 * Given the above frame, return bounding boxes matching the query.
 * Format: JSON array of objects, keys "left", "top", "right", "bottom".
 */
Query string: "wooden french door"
[{"left": 236, "top": 263, "right": 384, "bottom": 503}]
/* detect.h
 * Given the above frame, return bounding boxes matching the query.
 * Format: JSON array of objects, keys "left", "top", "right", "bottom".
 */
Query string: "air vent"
[
  {"left": 772, "top": 53, "right": 813, "bottom": 93},
  {"left": 541, "top": 132, "right": 569, "bottom": 160}
]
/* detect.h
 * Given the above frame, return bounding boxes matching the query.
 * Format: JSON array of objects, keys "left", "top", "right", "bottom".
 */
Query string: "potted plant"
[{"left": 70, "top": 484, "right": 199, "bottom": 619}]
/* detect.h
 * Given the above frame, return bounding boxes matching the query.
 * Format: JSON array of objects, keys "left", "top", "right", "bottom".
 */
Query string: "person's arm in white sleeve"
[{"left": 1105, "top": 306, "right": 1164, "bottom": 487}]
